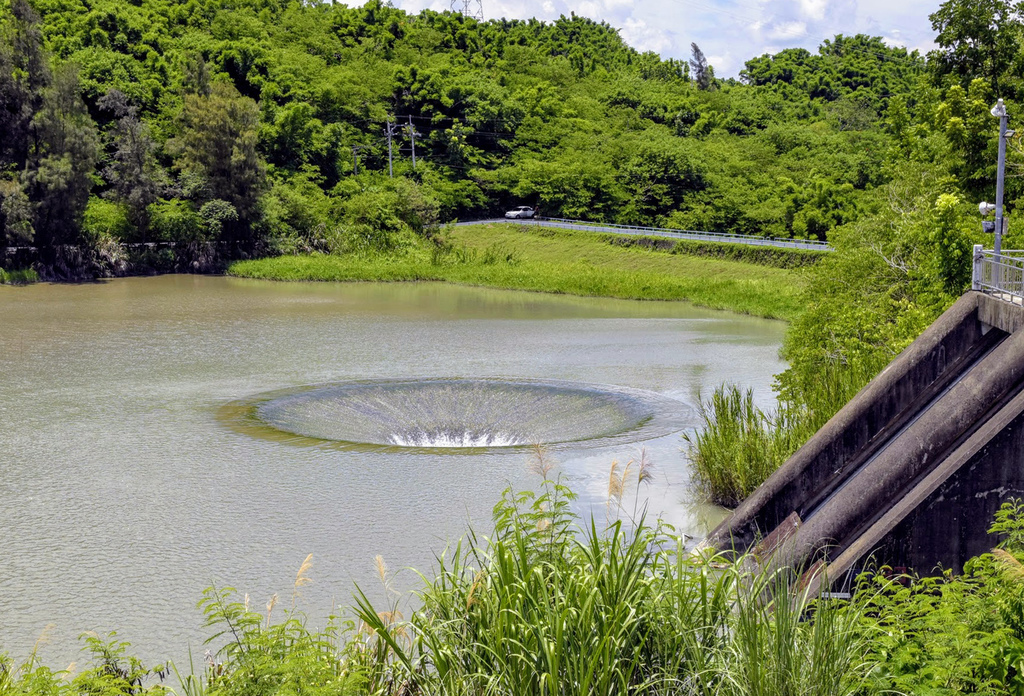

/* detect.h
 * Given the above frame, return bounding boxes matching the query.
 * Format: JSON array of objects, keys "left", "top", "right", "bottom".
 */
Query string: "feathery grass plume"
[
  {"left": 266, "top": 593, "right": 278, "bottom": 628},
  {"left": 993, "top": 548, "right": 1024, "bottom": 582},
  {"left": 32, "top": 623, "right": 55, "bottom": 654},
  {"left": 607, "top": 460, "right": 624, "bottom": 507},
  {"left": 607, "top": 458, "right": 636, "bottom": 511},
  {"left": 466, "top": 570, "right": 484, "bottom": 610},
  {"left": 528, "top": 443, "right": 555, "bottom": 479},
  {"left": 292, "top": 553, "right": 313, "bottom": 607},
  {"left": 376, "top": 609, "right": 409, "bottom": 644},
  {"left": 63, "top": 662, "right": 76, "bottom": 680},
  {"left": 294, "top": 553, "right": 314, "bottom": 589},
  {"left": 243, "top": 593, "right": 250, "bottom": 613},
  {"left": 637, "top": 446, "right": 655, "bottom": 486},
  {"left": 375, "top": 554, "right": 388, "bottom": 584}
]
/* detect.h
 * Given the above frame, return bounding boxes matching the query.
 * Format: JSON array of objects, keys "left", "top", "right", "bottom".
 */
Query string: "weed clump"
[
  {"left": 684, "top": 385, "right": 810, "bottom": 508},
  {"left": 0, "top": 267, "right": 40, "bottom": 285}
]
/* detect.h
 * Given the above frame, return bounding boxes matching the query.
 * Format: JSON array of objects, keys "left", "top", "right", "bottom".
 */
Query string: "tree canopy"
[{"left": 0, "top": 0, "right": 1017, "bottom": 278}]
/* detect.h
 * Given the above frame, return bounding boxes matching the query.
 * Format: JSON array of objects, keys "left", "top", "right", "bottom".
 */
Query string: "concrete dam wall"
[{"left": 704, "top": 291, "right": 1024, "bottom": 584}]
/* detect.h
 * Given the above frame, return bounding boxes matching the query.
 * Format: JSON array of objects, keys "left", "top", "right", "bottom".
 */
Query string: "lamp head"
[{"left": 980, "top": 201, "right": 997, "bottom": 216}]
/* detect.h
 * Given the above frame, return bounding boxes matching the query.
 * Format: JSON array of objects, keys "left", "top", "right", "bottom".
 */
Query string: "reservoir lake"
[{"left": 0, "top": 275, "right": 786, "bottom": 666}]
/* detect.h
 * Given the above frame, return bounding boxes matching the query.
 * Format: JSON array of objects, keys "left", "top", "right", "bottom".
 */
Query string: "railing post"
[{"left": 972, "top": 244, "right": 984, "bottom": 291}]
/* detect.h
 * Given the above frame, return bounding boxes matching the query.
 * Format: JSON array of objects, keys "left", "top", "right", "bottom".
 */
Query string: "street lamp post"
[{"left": 992, "top": 99, "right": 1010, "bottom": 256}]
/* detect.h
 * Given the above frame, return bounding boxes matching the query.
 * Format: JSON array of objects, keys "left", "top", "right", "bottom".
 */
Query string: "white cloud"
[
  {"left": 799, "top": 0, "right": 828, "bottom": 21},
  {"left": 385, "top": 0, "right": 939, "bottom": 77},
  {"left": 619, "top": 17, "right": 674, "bottom": 55},
  {"left": 766, "top": 21, "right": 808, "bottom": 41},
  {"left": 707, "top": 53, "right": 732, "bottom": 75}
]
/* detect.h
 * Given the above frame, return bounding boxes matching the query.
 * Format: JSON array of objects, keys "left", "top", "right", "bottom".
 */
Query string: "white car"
[{"left": 504, "top": 206, "right": 536, "bottom": 219}]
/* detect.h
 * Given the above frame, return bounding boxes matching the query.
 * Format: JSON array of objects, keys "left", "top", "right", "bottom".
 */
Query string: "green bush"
[
  {"left": 855, "top": 500, "right": 1024, "bottom": 695},
  {"left": 332, "top": 178, "right": 440, "bottom": 255},
  {"left": 605, "top": 235, "right": 826, "bottom": 268},
  {"left": 82, "top": 197, "right": 132, "bottom": 243},
  {"left": 149, "top": 200, "right": 204, "bottom": 244},
  {"left": 260, "top": 171, "right": 337, "bottom": 254}
]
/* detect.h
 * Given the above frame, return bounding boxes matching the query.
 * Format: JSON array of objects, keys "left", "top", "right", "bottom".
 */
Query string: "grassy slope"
[{"left": 230, "top": 224, "right": 807, "bottom": 320}]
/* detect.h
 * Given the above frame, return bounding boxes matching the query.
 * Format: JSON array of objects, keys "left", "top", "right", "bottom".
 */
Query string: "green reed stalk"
[{"left": 684, "top": 385, "right": 812, "bottom": 508}]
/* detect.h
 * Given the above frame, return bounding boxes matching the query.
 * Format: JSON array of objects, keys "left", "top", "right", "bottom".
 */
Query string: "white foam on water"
[
  {"left": 245, "top": 378, "right": 693, "bottom": 450},
  {"left": 388, "top": 430, "right": 524, "bottom": 448}
]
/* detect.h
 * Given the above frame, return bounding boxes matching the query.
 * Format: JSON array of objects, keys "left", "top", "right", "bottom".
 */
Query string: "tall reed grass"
[
  {"left": 0, "top": 474, "right": 877, "bottom": 696},
  {"left": 346, "top": 475, "right": 873, "bottom": 696},
  {"left": 8, "top": 479, "right": 1022, "bottom": 696},
  {"left": 684, "top": 385, "right": 812, "bottom": 508},
  {"left": 685, "top": 361, "right": 882, "bottom": 508}
]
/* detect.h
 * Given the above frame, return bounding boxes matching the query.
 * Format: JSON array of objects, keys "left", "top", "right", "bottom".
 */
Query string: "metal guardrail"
[
  {"left": 454, "top": 217, "right": 832, "bottom": 251},
  {"left": 973, "top": 245, "right": 1024, "bottom": 303}
]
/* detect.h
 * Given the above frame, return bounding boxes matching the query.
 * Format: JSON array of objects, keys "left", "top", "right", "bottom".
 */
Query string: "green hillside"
[{"left": 0, "top": 0, "right": 931, "bottom": 277}]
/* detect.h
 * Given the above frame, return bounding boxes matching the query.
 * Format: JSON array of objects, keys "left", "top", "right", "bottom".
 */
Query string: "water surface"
[{"left": 0, "top": 276, "right": 786, "bottom": 666}]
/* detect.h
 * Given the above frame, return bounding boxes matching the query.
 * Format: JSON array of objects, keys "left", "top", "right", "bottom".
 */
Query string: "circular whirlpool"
[{"left": 221, "top": 378, "right": 693, "bottom": 451}]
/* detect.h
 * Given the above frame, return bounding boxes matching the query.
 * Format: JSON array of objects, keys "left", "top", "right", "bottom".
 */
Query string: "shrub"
[
  {"left": 83, "top": 197, "right": 132, "bottom": 243},
  {"left": 149, "top": 199, "right": 204, "bottom": 243}
]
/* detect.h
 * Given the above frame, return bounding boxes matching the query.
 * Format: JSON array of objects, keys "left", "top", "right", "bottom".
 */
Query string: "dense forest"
[{"left": 0, "top": 0, "right": 980, "bottom": 277}]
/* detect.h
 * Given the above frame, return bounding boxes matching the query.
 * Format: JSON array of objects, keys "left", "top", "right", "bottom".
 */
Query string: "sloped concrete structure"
[{"left": 704, "top": 291, "right": 1024, "bottom": 585}]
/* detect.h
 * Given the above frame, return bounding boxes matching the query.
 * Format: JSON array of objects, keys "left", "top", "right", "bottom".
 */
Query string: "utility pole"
[
  {"left": 385, "top": 121, "right": 398, "bottom": 178},
  {"left": 993, "top": 99, "right": 1010, "bottom": 256},
  {"left": 406, "top": 115, "right": 420, "bottom": 169}
]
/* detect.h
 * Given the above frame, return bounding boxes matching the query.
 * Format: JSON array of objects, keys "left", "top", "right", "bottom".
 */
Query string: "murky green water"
[{"left": 0, "top": 275, "right": 786, "bottom": 666}]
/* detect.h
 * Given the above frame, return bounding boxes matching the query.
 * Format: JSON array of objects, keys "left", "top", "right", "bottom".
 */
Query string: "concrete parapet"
[{"left": 705, "top": 291, "right": 1024, "bottom": 578}]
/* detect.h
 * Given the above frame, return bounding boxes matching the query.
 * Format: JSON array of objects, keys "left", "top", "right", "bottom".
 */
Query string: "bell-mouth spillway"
[{"left": 220, "top": 378, "right": 694, "bottom": 452}]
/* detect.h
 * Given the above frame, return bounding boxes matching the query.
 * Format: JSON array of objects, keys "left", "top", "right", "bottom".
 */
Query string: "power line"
[
  {"left": 449, "top": 0, "right": 483, "bottom": 21},
  {"left": 659, "top": 0, "right": 927, "bottom": 72}
]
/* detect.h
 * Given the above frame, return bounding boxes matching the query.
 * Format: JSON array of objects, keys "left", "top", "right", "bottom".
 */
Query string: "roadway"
[{"left": 452, "top": 217, "right": 833, "bottom": 252}]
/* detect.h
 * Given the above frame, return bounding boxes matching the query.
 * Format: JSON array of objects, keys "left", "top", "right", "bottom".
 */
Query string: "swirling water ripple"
[{"left": 225, "top": 379, "right": 693, "bottom": 450}]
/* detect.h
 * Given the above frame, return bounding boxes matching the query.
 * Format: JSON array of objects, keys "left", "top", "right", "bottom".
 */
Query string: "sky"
[{"left": 389, "top": 0, "right": 942, "bottom": 77}]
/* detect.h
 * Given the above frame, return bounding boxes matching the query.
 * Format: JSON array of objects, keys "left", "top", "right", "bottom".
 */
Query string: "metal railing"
[
  {"left": 454, "top": 217, "right": 833, "bottom": 251},
  {"left": 973, "top": 245, "right": 1024, "bottom": 302}
]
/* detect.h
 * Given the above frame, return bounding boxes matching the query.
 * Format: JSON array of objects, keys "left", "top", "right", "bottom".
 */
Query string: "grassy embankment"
[{"left": 229, "top": 224, "right": 816, "bottom": 321}]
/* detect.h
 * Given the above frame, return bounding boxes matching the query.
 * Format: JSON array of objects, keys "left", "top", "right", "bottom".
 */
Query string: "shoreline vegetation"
[
  {"left": 0, "top": 267, "right": 38, "bottom": 285},
  {"left": 3, "top": 475, "right": 1024, "bottom": 695},
  {"left": 1, "top": 0, "right": 924, "bottom": 283},
  {"left": 228, "top": 224, "right": 809, "bottom": 321}
]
